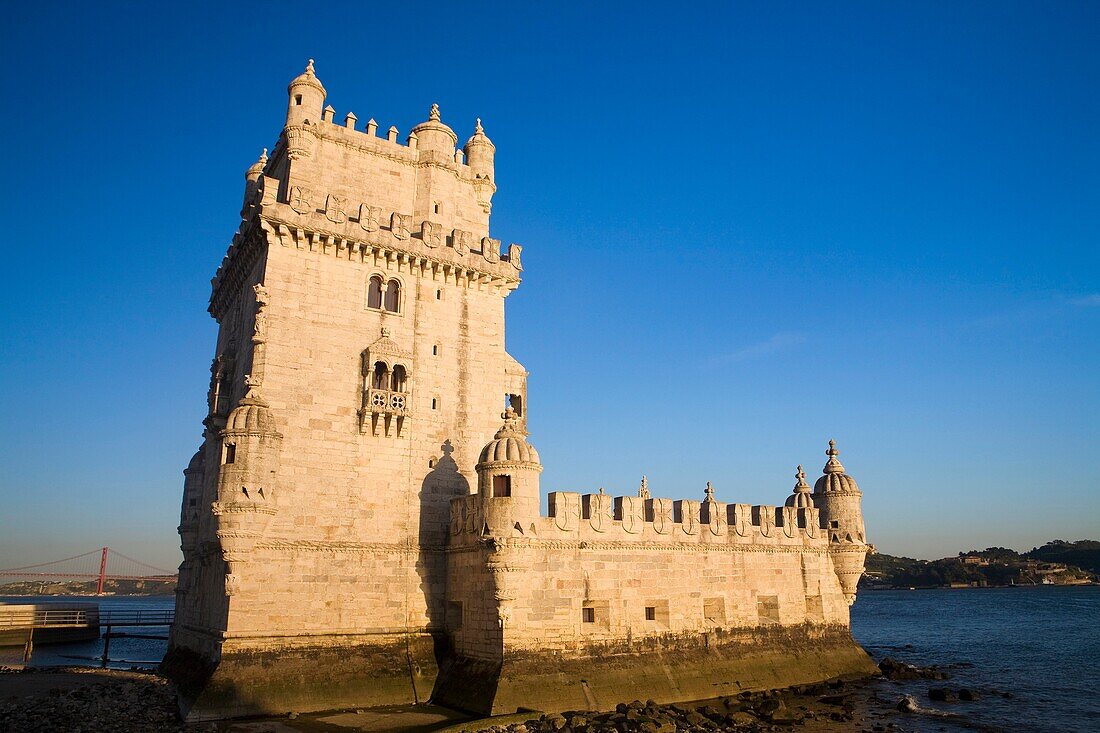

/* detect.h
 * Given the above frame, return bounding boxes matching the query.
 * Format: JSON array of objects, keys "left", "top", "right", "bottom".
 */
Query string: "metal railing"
[{"left": 0, "top": 608, "right": 99, "bottom": 630}]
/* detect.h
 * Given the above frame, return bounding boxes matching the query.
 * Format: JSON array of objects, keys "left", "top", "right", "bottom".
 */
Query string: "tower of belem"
[{"left": 165, "top": 61, "right": 879, "bottom": 720}]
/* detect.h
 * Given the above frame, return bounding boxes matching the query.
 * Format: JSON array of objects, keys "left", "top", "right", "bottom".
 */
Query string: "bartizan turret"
[
  {"left": 475, "top": 407, "right": 542, "bottom": 534},
  {"left": 284, "top": 59, "right": 325, "bottom": 159},
  {"left": 464, "top": 118, "right": 496, "bottom": 213},
  {"left": 211, "top": 379, "right": 282, "bottom": 596},
  {"left": 812, "top": 440, "right": 868, "bottom": 604}
]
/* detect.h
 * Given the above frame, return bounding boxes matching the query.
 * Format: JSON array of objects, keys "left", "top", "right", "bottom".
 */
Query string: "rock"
[
  {"left": 755, "top": 698, "right": 783, "bottom": 716},
  {"left": 568, "top": 714, "right": 588, "bottom": 728},
  {"left": 928, "top": 687, "right": 957, "bottom": 703},
  {"left": 958, "top": 688, "right": 980, "bottom": 701},
  {"left": 819, "top": 694, "right": 848, "bottom": 706},
  {"left": 896, "top": 695, "right": 920, "bottom": 713},
  {"left": 726, "top": 711, "right": 758, "bottom": 726},
  {"left": 288, "top": 711, "right": 299, "bottom": 719},
  {"left": 698, "top": 704, "right": 725, "bottom": 723}
]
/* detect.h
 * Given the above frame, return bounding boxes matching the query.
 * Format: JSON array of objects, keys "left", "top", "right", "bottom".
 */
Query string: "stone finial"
[
  {"left": 639, "top": 475, "right": 650, "bottom": 499},
  {"left": 429, "top": 103, "right": 441, "bottom": 122},
  {"left": 795, "top": 464, "right": 809, "bottom": 489},
  {"left": 258, "top": 148, "right": 268, "bottom": 164},
  {"left": 475, "top": 118, "right": 484, "bottom": 134},
  {"left": 598, "top": 487, "right": 606, "bottom": 495},
  {"left": 380, "top": 326, "right": 391, "bottom": 338},
  {"left": 824, "top": 439, "right": 846, "bottom": 474},
  {"left": 305, "top": 58, "right": 315, "bottom": 75},
  {"left": 502, "top": 406, "right": 518, "bottom": 421},
  {"left": 704, "top": 481, "right": 715, "bottom": 501}
]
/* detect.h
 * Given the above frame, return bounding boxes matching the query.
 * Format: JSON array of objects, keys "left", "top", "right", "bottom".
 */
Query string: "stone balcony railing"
[{"left": 364, "top": 388, "right": 410, "bottom": 416}]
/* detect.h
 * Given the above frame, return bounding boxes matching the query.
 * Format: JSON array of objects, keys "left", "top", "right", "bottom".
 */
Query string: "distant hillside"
[
  {"left": 0, "top": 578, "right": 176, "bottom": 596},
  {"left": 863, "top": 540, "right": 1098, "bottom": 589},
  {"left": 1025, "top": 540, "right": 1100, "bottom": 574}
]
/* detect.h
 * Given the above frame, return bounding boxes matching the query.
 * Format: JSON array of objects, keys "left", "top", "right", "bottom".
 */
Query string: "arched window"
[
  {"left": 371, "top": 361, "right": 388, "bottom": 390},
  {"left": 391, "top": 365, "right": 407, "bottom": 393},
  {"left": 384, "top": 280, "right": 400, "bottom": 312},
  {"left": 367, "top": 275, "right": 383, "bottom": 309}
]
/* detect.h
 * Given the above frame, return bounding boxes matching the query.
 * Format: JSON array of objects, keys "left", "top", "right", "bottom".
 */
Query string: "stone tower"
[
  {"left": 812, "top": 440, "right": 869, "bottom": 604},
  {"left": 166, "top": 60, "right": 529, "bottom": 720}
]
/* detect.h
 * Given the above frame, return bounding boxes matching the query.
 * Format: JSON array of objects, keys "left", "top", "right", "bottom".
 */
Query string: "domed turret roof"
[
  {"left": 813, "top": 440, "right": 860, "bottom": 495},
  {"left": 464, "top": 118, "right": 495, "bottom": 150},
  {"left": 245, "top": 148, "right": 268, "bottom": 181},
  {"left": 288, "top": 59, "right": 326, "bottom": 96},
  {"left": 224, "top": 386, "right": 279, "bottom": 435},
  {"left": 785, "top": 465, "right": 814, "bottom": 507},
  {"left": 410, "top": 103, "right": 458, "bottom": 146},
  {"left": 478, "top": 409, "right": 540, "bottom": 466}
]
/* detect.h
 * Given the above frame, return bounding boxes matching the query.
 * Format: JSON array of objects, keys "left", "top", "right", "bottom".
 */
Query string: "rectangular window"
[
  {"left": 643, "top": 599, "right": 670, "bottom": 628},
  {"left": 492, "top": 475, "right": 512, "bottom": 497},
  {"left": 703, "top": 597, "right": 726, "bottom": 626},
  {"left": 806, "top": 595, "right": 824, "bottom": 623},
  {"left": 581, "top": 600, "right": 609, "bottom": 630},
  {"left": 224, "top": 443, "right": 236, "bottom": 464},
  {"left": 757, "top": 595, "right": 780, "bottom": 625},
  {"left": 446, "top": 601, "right": 463, "bottom": 632}
]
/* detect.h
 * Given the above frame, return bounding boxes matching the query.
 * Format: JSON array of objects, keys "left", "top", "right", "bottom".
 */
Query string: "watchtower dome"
[
  {"left": 476, "top": 408, "right": 542, "bottom": 531},
  {"left": 812, "top": 440, "right": 869, "bottom": 604}
]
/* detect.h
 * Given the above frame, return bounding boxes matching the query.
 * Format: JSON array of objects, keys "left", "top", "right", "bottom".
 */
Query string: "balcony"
[{"left": 360, "top": 388, "right": 410, "bottom": 437}]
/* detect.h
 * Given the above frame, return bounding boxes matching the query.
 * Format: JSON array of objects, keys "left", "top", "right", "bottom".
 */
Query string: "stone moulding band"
[
  {"left": 255, "top": 539, "right": 446, "bottom": 555},
  {"left": 259, "top": 215, "right": 520, "bottom": 285},
  {"left": 176, "top": 622, "right": 440, "bottom": 642},
  {"left": 444, "top": 538, "right": 832, "bottom": 555}
]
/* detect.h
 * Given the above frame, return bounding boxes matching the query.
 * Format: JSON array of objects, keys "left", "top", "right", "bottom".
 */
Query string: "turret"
[
  {"left": 211, "top": 381, "right": 282, "bottom": 595},
  {"left": 784, "top": 465, "right": 813, "bottom": 508},
  {"left": 178, "top": 448, "right": 205, "bottom": 554},
  {"left": 285, "top": 58, "right": 326, "bottom": 127},
  {"left": 812, "top": 440, "right": 868, "bottom": 604},
  {"left": 475, "top": 408, "right": 542, "bottom": 533},
  {"left": 242, "top": 148, "right": 267, "bottom": 214},
  {"left": 410, "top": 103, "right": 458, "bottom": 157},
  {"left": 464, "top": 118, "right": 495, "bottom": 180}
]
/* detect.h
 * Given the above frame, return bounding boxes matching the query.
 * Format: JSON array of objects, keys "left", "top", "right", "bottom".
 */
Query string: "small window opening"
[
  {"left": 507, "top": 393, "right": 523, "bottom": 417},
  {"left": 432, "top": 344, "right": 439, "bottom": 356},
  {"left": 446, "top": 601, "right": 463, "bottom": 632},
  {"left": 582, "top": 607, "right": 595, "bottom": 623},
  {"left": 384, "top": 279, "right": 401, "bottom": 313},
  {"left": 492, "top": 475, "right": 512, "bottom": 498},
  {"left": 391, "top": 364, "right": 407, "bottom": 393},
  {"left": 372, "top": 361, "right": 387, "bottom": 390},
  {"left": 428, "top": 457, "right": 437, "bottom": 469},
  {"left": 431, "top": 398, "right": 438, "bottom": 410},
  {"left": 436, "top": 289, "right": 443, "bottom": 300},
  {"left": 224, "top": 443, "right": 236, "bottom": 464},
  {"left": 294, "top": 94, "right": 302, "bottom": 106},
  {"left": 829, "top": 520, "right": 840, "bottom": 529},
  {"left": 644, "top": 606, "right": 656, "bottom": 621},
  {"left": 433, "top": 202, "right": 441, "bottom": 214},
  {"left": 367, "top": 275, "right": 383, "bottom": 309}
]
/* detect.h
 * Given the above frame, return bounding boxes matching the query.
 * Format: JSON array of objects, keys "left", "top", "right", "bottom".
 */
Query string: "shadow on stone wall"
[{"left": 417, "top": 440, "right": 470, "bottom": 629}]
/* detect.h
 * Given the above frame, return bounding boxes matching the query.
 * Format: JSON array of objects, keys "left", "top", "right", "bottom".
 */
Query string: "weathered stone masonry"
[{"left": 165, "top": 60, "right": 878, "bottom": 720}]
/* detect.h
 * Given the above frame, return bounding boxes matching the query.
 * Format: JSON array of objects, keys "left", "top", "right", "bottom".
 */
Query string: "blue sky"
[{"left": 1, "top": 2, "right": 1097, "bottom": 570}]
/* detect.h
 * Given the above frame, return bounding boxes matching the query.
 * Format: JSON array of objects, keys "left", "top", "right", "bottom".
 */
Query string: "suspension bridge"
[{"left": 0, "top": 548, "right": 178, "bottom": 594}]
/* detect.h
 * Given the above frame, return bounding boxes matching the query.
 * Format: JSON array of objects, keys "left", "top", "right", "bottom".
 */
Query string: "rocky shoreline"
[{"left": 0, "top": 659, "right": 1009, "bottom": 733}]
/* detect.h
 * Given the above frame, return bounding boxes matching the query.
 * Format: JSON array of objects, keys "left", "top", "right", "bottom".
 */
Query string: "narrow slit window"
[
  {"left": 582, "top": 607, "right": 595, "bottom": 623},
  {"left": 295, "top": 94, "right": 303, "bottom": 105},
  {"left": 645, "top": 606, "right": 656, "bottom": 621},
  {"left": 224, "top": 443, "right": 236, "bottom": 464},
  {"left": 431, "top": 398, "right": 438, "bottom": 410}
]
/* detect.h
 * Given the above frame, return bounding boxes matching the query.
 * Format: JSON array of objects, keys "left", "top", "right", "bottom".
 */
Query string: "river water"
[{"left": 3, "top": 586, "right": 1098, "bottom": 731}]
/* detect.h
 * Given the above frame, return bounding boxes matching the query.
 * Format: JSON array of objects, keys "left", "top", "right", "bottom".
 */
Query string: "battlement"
[{"left": 449, "top": 488, "right": 823, "bottom": 547}]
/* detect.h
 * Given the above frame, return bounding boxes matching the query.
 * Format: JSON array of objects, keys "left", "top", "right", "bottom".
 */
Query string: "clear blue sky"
[{"left": 1, "top": 2, "right": 1097, "bottom": 570}]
